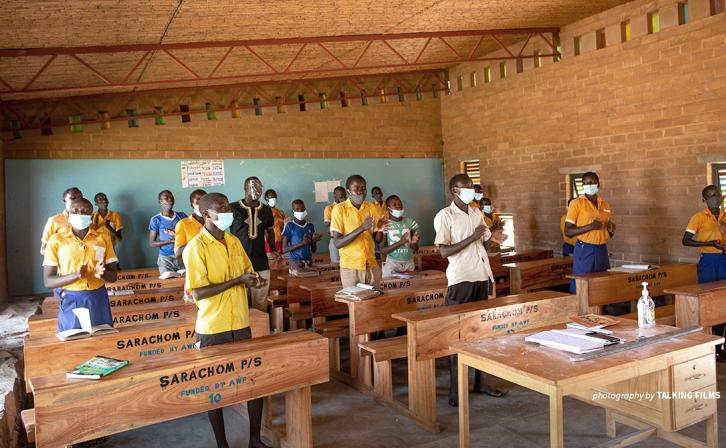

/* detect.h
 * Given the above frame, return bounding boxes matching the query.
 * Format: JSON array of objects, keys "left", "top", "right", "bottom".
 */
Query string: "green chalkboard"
[{"left": 6, "top": 158, "right": 444, "bottom": 295}]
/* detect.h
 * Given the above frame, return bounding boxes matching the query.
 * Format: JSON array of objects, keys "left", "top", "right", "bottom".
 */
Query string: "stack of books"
[
  {"left": 66, "top": 355, "right": 128, "bottom": 380},
  {"left": 334, "top": 284, "right": 381, "bottom": 301}
]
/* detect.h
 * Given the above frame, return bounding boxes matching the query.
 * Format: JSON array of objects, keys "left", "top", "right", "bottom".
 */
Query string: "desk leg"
[
  {"left": 283, "top": 386, "right": 313, "bottom": 448},
  {"left": 549, "top": 390, "right": 564, "bottom": 448},
  {"left": 458, "top": 356, "right": 470, "bottom": 448},
  {"left": 706, "top": 413, "right": 718, "bottom": 448},
  {"left": 408, "top": 357, "right": 437, "bottom": 429}
]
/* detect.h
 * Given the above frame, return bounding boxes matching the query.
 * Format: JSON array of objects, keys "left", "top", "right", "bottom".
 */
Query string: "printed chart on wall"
[
  {"left": 314, "top": 180, "right": 341, "bottom": 202},
  {"left": 180, "top": 160, "right": 225, "bottom": 188}
]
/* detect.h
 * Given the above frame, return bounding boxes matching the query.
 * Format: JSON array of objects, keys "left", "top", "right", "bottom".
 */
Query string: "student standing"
[
  {"left": 560, "top": 198, "right": 576, "bottom": 256},
  {"left": 330, "top": 175, "right": 386, "bottom": 288},
  {"left": 434, "top": 174, "right": 508, "bottom": 407},
  {"left": 564, "top": 172, "right": 615, "bottom": 293},
  {"left": 264, "top": 189, "right": 286, "bottom": 254},
  {"left": 380, "top": 195, "right": 419, "bottom": 278},
  {"left": 371, "top": 186, "right": 386, "bottom": 261},
  {"left": 43, "top": 198, "right": 118, "bottom": 332},
  {"left": 324, "top": 187, "right": 347, "bottom": 264},
  {"left": 149, "top": 190, "right": 187, "bottom": 279},
  {"left": 183, "top": 192, "right": 270, "bottom": 448},
  {"left": 92, "top": 192, "right": 123, "bottom": 246},
  {"left": 174, "top": 189, "right": 207, "bottom": 261},
  {"left": 470, "top": 184, "right": 484, "bottom": 210},
  {"left": 40, "top": 187, "right": 83, "bottom": 255},
  {"left": 231, "top": 177, "right": 278, "bottom": 311},
  {"left": 282, "top": 199, "right": 321, "bottom": 275}
]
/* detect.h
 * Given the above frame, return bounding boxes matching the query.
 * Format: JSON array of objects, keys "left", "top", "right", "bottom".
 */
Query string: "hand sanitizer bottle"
[{"left": 637, "top": 282, "right": 656, "bottom": 329}]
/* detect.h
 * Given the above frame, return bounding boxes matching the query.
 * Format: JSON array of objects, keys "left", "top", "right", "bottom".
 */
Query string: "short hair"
[
  {"left": 292, "top": 199, "right": 305, "bottom": 207},
  {"left": 371, "top": 186, "right": 382, "bottom": 193},
  {"left": 62, "top": 187, "right": 82, "bottom": 199},
  {"left": 385, "top": 195, "right": 400, "bottom": 206},
  {"left": 702, "top": 185, "right": 720, "bottom": 199},
  {"left": 94, "top": 192, "right": 107, "bottom": 201},
  {"left": 243, "top": 176, "right": 260, "bottom": 186},
  {"left": 264, "top": 189, "right": 276, "bottom": 198},
  {"left": 189, "top": 189, "right": 206, "bottom": 202},
  {"left": 158, "top": 190, "right": 173, "bottom": 200},
  {"left": 582, "top": 172, "right": 599, "bottom": 183},
  {"left": 333, "top": 186, "right": 346, "bottom": 194},
  {"left": 449, "top": 174, "right": 471, "bottom": 191},
  {"left": 198, "top": 193, "right": 228, "bottom": 215},
  {"left": 71, "top": 198, "right": 93, "bottom": 210},
  {"left": 346, "top": 174, "right": 366, "bottom": 189}
]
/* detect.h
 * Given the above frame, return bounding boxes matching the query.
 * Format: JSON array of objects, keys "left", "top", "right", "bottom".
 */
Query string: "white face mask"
[
  {"left": 389, "top": 208, "right": 404, "bottom": 219},
  {"left": 267, "top": 198, "right": 277, "bottom": 208},
  {"left": 583, "top": 185, "right": 599, "bottom": 196},
  {"left": 193, "top": 205, "right": 201, "bottom": 216},
  {"left": 69, "top": 213, "right": 92, "bottom": 230},
  {"left": 213, "top": 212, "right": 234, "bottom": 231},
  {"left": 293, "top": 211, "right": 308, "bottom": 220},
  {"left": 457, "top": 188, "right": 476, "bottom": 204},
  {"left": 474, "top": 193, "right": 483, "bottom": 201},
  {"left": 482, "top": 205, "right": 493, "bottom": 214}
]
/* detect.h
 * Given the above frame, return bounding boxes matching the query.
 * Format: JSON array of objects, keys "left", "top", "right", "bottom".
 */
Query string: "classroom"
[{"left": 0, "top": 0, "right": 725, "bottom": 447}]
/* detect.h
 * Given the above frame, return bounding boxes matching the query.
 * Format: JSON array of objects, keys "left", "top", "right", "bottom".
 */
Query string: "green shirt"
[{"left": 384, "top": 217, "right": 418, "bottom": 262}]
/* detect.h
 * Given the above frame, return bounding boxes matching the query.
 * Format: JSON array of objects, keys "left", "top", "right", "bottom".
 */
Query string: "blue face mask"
[
  {"left": 482, "top": 205, "right": 493, "bottom": 214},
  {"left": 213, "top": 212, "right": 234, "bottom": 231},
  {"left": 583, "top": 185, "right": 599, "bottom": 196},
  {"left": 389, "top": 208, "right": 404, "bottom": 219},
  {"left": 457, "top": 188, "right": 476, "bottom": 204},
  {"left": 474, "top": 193, "right": 484, "bottom": 201}
]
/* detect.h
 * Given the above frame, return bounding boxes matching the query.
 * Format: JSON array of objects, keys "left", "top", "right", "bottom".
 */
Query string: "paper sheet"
[
  {"left": 314, "top": 180, "right": 341, "bottom": 203},
  {"left": 180, "top": 160, "right": 225, "bottom": 188},
  {"left": 72, "top": 307, "right": 93, "bottom": 333}
]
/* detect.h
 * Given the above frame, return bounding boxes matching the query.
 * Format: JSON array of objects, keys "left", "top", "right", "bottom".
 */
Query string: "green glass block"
[
  {"left": 126, "top": 109, "right": 139, "bottom": 128},
  {"left": 154, "top": 107, "right": 165, "bottom": 125},
  {"left": 319, "top": 93, "right": 328, "bottom": 110},
  {"left": 253, "top": 98, "right": 262, "bottom": 116},
  {"left": 360, "top": 90, "right": 368, "bottom": 106},
  {"left": 68, "top": 114, "right": 83, "bottom": 133},
  {"left": 415, "top": 87, "right": 423, "bottom": 101},
  {"left": 205, "top": 103, "right": 217, "bottom": 120}
]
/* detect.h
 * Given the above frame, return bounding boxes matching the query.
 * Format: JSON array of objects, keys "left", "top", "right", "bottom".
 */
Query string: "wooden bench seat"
[
  {"left": 622, "top": 304, "right": 676, "bottom": 326},
  {"left": 267, "top": 293, "right": 288, "bottom": 333},
  {"left": 284, "top": 305, "right": 311, "bottom": 330},
  {"left": 314, "top": 318, "right": 349, "bottom": 338},
  {"left": 21, "top": 409, "right": 35, "bottom": 444},
  {"left": 359, "top": 336, "right": 408, "bottom": 400}
]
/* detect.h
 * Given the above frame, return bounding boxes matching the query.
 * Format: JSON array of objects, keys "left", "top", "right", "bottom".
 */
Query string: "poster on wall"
[
  {"left": 314, "top": 180, "right": 341, "bottom": 202},
  {"left": 180, "top": 160, "right": 225, "bottom": 188}
]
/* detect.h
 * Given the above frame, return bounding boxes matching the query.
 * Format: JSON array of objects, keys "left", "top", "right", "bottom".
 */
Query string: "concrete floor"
[{"left": 99, "top": 354, "right": 726, "bottom": 448}]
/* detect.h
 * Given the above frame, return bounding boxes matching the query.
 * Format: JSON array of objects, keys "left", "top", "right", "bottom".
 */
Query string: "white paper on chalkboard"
[
  {"left": 313, "top": 180, "right": 341, "bottom": 203},
  {"left": 180, "top": 160, "right": 225, "bottom": 188}
]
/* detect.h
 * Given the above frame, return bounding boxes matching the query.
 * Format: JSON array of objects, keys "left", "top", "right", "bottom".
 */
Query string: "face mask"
[
  {"left": 294, "top": 211, "right": 308, "bottom": 220},
  {"left": 373, "top": 194, "right": 383, "bottom": 202},
  {"left": 389, "top": 208, "right": 404, "bottom": 219},
  {"left": 482, "top": 205, "right": 493, "bottom": 214},
  {"left": 212, "top": 212, "right": 234, "bottom": 231},
  {"left": 474, "top": 193, "right": 483, "bottom": 201},
  {"left": 583, "top": 185, "right": 599, "bottom": 196},
  {"left": 69, "top": 214, "right": 92, "bottom": 230},
  {"left": 160, "top": 202, "right": 173, "bottom": 212},
  {"left": 349, "top": 193, "right": 365, "bottom": 205},
  {"left": 457, "top": 188, "right": 476, "bottom": 204},
  {"left": 706, "top": 196, "right": 723, "bottom": 209},
  {"left": 64, "top": 199, "right": 73, "bottom": 212},
  {"left": 267, "top": 198, "right": 277, "bottom": 208},
  {"left": 193, "top": 205, "right": 201, "bottom": 216}
]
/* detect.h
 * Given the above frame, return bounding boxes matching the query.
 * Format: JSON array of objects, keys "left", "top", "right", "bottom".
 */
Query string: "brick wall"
[
  {"left": 442, "top": 0, "right": 726, "bottom": 264},
  {"left": 2, "top": 99, "right": 443, "bottom": 159}
]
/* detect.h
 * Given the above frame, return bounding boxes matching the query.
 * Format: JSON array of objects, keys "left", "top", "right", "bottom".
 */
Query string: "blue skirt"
[
  {"left": 562, "top": 243, "right": 575, "bottom": 257},
  {"left": 697, "top": 253, "right": 726, "bottom": 284},
  {"left": 57, "top": 286, "right": 114, "bottom": 332},
  {"left": 569, "top": 241, "right": 610, "bottom": 293}
]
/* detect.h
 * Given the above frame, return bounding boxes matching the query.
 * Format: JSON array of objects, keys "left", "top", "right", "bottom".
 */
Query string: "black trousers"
[{"left": 447, "top": 281, "right": 489, "bottom": 401}]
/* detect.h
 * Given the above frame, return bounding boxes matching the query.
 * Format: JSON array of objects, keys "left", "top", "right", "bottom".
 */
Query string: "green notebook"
[{"left": 66, "top": 355, "right": 129, "bottom": 380}]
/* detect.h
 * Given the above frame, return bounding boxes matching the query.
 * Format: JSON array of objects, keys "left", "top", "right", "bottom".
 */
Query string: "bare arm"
[
  {"left": 333, "top": 216, "right": 373, "bottom": 249},
  {"left": 192, "top": 273, "right": 266, "bottom": 301},
  {"left": 43, "top": 265, "right": 83, "bottom": 289},
  {"left": 564, "top": 221, "right": 600, "bottom": 238},
  {"left": 381, "top": 234, "right": 409, "bottom": 256},
  {"left": 682, "top": 232, "right": 725, "bottom": 250},
  {"left": 149, "top": 230, "right": 174, "bottom": 248}
]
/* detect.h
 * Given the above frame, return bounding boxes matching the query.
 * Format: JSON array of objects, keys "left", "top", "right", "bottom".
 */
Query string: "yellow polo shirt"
[
  {"left": 685, "top": 208, "right": 726, "bottom": 253},
  {"left": 330, "top": 199, "right": 378, "bottom": 270},
  {"left": 41, "top": 211, "right": 69, "bottom": 243},
  {"left": 91, "top": 210, "right": 123, "bottom": 243},
  {"left": 174, "top": 215, "right": 204, "bottom": 253},
  {"left": 183, "top": 228, "right": 253, "bottom": 334},
  {"left": 565, "top": 195, "right": 612, "bottom": 245},
  {"left": 371, "top": 201, "right": 386, "bottom": 221},
  {"left": 323, "top": 202, "right": 337, "bottom": 224},
  {"left": 560, "top": 215, "right": 577, "bottom": 246},
  {"left": 42, "top": 226, "right": 118, "bottom": 291}
]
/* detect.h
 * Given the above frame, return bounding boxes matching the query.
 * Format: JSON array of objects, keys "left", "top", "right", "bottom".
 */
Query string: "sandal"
[{"left": 472, "top": 386, "right": 508, "bottom": 398}]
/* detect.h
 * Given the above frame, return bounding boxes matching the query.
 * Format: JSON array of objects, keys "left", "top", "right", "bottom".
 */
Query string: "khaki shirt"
[{"left": 434, "top": 202, "right": 493, "bottom": 286}]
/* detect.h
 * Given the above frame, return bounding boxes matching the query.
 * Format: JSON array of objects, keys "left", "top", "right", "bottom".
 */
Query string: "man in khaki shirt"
[{"left": 434, "top": 173, "right": 507, "bottom": 407}]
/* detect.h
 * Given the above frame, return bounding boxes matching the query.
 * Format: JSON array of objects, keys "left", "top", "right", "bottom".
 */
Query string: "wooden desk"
[
  {"left": 453, "top": 322, "right": 722, "bottom": 448},
  {"left": 28, "top": 300, "right": 197, "bottom": 338},
  {"left": 42, "top": 289, "right": 185, "bottom": 314},
  {"left": 571, "top": 264, "right": 697, "bottom": 314},
  {"left": 24, "top": 310, "right": 269, "bottom": 387},
  {"left": 114, "top": 267, "right": 159, "bottom": 280},
  {"left": 106, "top": 276, "right": 185, "bottom": 292},
  {"left": 31, "top": 330, "right": 328, "bottom": 448},
  {"left": 666, "top": 279, "right": 726, "bottom": 333},
  {"left": 491, "top": 249, "right": 554, "bottom": 266},
  {"left": 392, "top": 291, "right": 576, "bottom": 432},
  {"left": 504, "top": 256, "right": 573, "bottom": 294}
]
